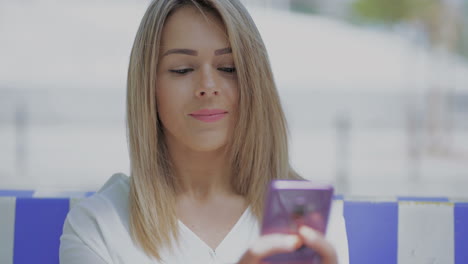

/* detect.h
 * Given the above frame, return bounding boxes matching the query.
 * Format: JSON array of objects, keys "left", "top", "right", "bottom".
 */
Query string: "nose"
[{"left": 195, "top": 66, "right": 219, "bottom": 98}]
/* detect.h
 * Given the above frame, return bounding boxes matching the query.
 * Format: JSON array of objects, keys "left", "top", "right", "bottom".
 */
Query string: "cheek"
[
  {"left": 227, "top": 83, "right": 239, "bottom": 114},
  {"left": 156, "top": 83, "right": 187, "bottom": 130},
  {"left": 222, "top": 77, "right": 238, "bottom": 103}
]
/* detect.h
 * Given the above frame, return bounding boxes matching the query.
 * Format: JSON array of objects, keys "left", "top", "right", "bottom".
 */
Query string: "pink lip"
[{"left": 189, "top": 108, "right": 228, "bottom": 123}]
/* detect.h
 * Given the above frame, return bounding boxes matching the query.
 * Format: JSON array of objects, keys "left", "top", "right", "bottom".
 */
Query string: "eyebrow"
[{"left": 162, "top": 47, "right": 232, "bottom": 57}]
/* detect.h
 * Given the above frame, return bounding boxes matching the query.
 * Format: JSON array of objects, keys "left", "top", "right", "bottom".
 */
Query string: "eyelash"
[{"left": 169, "top": 67, "right": 236, "bottom": 75}]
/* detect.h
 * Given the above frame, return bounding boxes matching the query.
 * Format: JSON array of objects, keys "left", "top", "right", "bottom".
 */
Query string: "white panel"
[
  {"left": 398, "top": 202, "right": 454, "bottom": 264},
  {"left": 0, "top": 197, "right": 16, "bottom": 264},
  {"left": 327, "top": 199, "right": 349, "bottom": 264}
]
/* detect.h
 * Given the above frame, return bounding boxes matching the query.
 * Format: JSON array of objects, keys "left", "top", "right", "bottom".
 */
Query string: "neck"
[{"left": 166, "top": 138, "right": 233, "bottom": 200}]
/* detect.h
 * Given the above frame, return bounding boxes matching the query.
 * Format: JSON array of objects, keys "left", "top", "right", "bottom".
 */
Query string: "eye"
[
  {"left": 218, "top": 67, "right": 236, "bottom": 73},
  {"left": 169, "top": 68, "right": 194, "bottom": 75}
]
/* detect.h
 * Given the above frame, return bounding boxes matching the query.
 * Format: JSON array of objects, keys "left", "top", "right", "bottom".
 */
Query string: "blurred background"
[{"left": 1, "top": 0, "right": 467, "bottom": 197}]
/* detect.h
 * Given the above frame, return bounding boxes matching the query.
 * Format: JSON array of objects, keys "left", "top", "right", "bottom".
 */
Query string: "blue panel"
[
  {"left": 344, "top": 201, "right": 398, "bottom": 264},
  {"left": 85, "top": 191, "right": 95, "bottom": 197},
  {"left": 333, "top": 194, "right": 344, "bottom": 200},
  {"left": 0, "top": 190, "right": 33, "bottom": 197},
  {"left": 13, "top": 198, "right": 69, "bottom": 264},
  {"left": 398, "top": 196, "right": 449, "bottom": 202},
  {"left": 455, "top": 202, "right": 468, "bottom": 264}
]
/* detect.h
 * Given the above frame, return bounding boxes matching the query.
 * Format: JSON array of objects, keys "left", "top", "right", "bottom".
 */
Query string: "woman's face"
[{"left": 156, "top": 6, "right": 238, "bottom": 152}]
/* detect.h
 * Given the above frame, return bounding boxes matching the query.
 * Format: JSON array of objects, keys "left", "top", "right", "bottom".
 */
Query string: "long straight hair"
[{"left": 126, "top": 0, "right": 300, "bottom": 260}]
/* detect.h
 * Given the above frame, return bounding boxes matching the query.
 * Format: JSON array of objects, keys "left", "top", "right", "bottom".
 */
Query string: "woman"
[{"left": 60, "top": 0, "right": 348, "bottom": 263}]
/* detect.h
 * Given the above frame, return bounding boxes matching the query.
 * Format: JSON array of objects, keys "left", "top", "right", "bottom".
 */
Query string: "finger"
[
  {"left": 238, "top": 234, "right": 301, "bottom": 264},
  {"left": 298, "top": 226, "right": 338, "bottom": 264}
]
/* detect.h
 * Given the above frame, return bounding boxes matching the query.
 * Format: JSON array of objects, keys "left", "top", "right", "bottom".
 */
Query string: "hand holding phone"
[
  {"left": 237, "top": 228, "right": 337, "bottom": 264},
  {"left": 260, "top": 180, "right": 334, "bottom": 263}
]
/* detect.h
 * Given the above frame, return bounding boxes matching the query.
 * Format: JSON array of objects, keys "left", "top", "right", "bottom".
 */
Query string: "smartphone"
[{"left": 260, "top": 180, "right": 334, "bottom": 264}]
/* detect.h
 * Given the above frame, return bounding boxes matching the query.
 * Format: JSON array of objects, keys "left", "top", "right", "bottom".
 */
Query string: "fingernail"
[{"left": 299, "top": 226, "right": 318, "bottom": 239}]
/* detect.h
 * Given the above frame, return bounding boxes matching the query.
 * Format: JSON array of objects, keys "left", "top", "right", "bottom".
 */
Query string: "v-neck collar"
[{"left": 177, "top": 205, "right": 252, "bottom": 252}]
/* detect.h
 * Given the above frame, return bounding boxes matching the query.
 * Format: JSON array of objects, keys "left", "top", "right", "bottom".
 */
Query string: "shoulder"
[
  {"left": 60, "top": 173, "right": 132, "bottom": 261},
  {"left": 69, "top": 172, "right": 131, "bottom": 226},
  {"left": 96, "top": 172, "right": 131, "bottom": 198}
]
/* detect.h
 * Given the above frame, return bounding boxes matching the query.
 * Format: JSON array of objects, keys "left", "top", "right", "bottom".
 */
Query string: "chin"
[
  {"left": 190, "top": 141, "right": 227, "bottom": 152},
  {"left": 188, "top": 135, "right": 228, "bottom": 152}
]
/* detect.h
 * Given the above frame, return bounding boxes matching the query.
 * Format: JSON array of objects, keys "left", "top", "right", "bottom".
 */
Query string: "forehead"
[{"left": 160, "top": 6, "right": 229, "bottom": 50}]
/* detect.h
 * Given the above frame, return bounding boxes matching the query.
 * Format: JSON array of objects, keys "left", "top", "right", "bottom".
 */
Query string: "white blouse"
[{"left": 60, "top": 173, "right": 349, "bottom": 264}]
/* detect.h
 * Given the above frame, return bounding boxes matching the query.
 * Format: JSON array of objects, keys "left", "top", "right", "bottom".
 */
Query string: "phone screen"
[{"left": 260, "top": 180, "right": 334, "bottom": 263}]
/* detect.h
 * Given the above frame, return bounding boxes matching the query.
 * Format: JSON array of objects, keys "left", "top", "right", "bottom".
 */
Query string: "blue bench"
[{"left": 1, "top": 191, "right": 467, "bottom": 264}]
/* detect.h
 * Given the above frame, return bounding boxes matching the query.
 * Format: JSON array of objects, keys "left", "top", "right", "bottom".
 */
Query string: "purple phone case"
[{"left": 260, "top": 180, "right": 334, "bottom": 264}]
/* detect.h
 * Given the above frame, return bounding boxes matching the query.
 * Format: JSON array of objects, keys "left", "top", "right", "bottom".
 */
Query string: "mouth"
[{"left": 189, "top": 109, "right": 228, "bottom": 123}]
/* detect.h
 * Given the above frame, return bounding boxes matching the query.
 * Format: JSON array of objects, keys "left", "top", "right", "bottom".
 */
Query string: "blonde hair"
[{"left": 126, "top": 0, "right": 299, "bottom": 260}]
